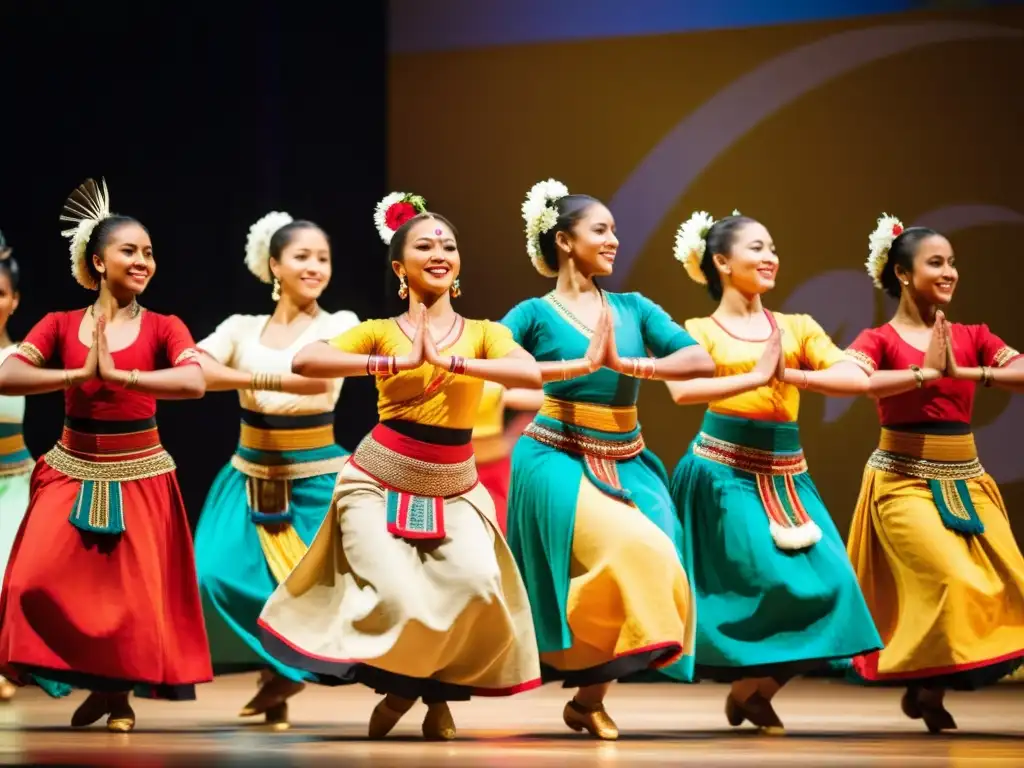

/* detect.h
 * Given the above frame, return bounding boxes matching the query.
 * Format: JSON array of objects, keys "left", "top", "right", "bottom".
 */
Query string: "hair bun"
[
  {"left": 866, "top": 213, "right": 904, "bottom": 290},
  {"left": 245, "top": 211, "right": 293, "bottom": 284},
  {"left": 375, "top": 192, "right": 427, "bottom": 245}
]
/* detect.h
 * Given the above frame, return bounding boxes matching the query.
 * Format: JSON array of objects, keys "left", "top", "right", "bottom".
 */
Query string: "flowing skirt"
[
  {"left": 0, "top": 470, "right": 31, "bottom": 580},
  {"left": 477, "top": 455, "right": 510, "bottom": 534},
  {"left": 507, "top": 407, "right": 696, "bottom": 687},
  {"left": 671, "top": 411, "right": 881, "bottom": 681},
  {"left": 258, "top": 425, "right": 540, "bottom": 701},
  {"left": 847, "top": 427, "right": 1024, "bottom": 689}
]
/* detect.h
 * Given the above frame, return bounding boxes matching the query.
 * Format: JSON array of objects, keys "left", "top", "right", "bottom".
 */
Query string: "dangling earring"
[
  {"left": 272, "top": 277, "right": 281, "bottom": 301},
  {"left": 398, "top": 275, "right": 409, "bottom": 300},
  {"left": 450, "top": 278, "right": 462, "bottom": 298},
  {"left": 902, "top": 280, "right": 909, "bottom": 286}
]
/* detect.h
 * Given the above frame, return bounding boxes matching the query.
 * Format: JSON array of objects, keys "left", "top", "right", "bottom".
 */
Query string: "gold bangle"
[
  {"left": 981, "top": 366, "right": 993, "bottom": 387},
  {"left": 800, "top": 370, "right": 809, "bottom": 389},
  {"left": 251, "top": 372, "right": 261, "bottom": 390},
  {"left": 125, "top": 369, "right": 140, "bottom": 389},
  {"left": 63, "top": 369, "right": 72, "bottom": 389},
  {"left": 909, "top": 365, "right": 924, "bottom": 388},
  {"left": 648, "top": 358, "right": 657, "bottom": 380}
]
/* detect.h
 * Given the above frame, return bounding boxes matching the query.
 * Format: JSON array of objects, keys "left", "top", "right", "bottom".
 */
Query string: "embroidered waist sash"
[
  {"left": 350, "top": 422, "right": 478, "bottom": 542},
  {"left": 230, "top": 410, "right": 347, "bottom": 525},
  {"left": 0, "top": 421, "right": 33, "bottom": 477},
  {"left": 525, "top": 397, "right": 645, "bottom": 504},
  {"left": 43, "top": 417, "right": 175, "bottom": 535},
  {"left": 868, "top": 427, "right": 985, "bottom": 536},
  {"left": 692, "top": 411, "right": 821, "bottom": 551}
]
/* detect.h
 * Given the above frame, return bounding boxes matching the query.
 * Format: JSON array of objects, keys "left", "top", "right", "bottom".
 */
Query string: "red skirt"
[
  {"left": 0, "top": 456, "right": 213, "bottom": 699},
  {"left": 478, "top": 456, "right": 511, "bottom": 535}
]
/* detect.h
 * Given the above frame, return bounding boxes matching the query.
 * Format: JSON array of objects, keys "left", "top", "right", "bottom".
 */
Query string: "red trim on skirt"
[{"left": 477, "top": 456, "right": 510, "bottom": 535}]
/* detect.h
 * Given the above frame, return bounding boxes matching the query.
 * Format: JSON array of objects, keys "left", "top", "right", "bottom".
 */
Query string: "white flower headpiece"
[
  {"left": 245, "top": 211, "right": 294, "bottom": 284},
  {"left": 673, "top": 209, "right": 744, "bottom": 285},
  {"left": 375, "top": 192, "right": 428, "bottom": 245},
  {"left": 866, "top": 213, "right": 905, "bottom": 290},
  {"left": 60, "top": 178, "right": 113, "bottom": 290},
  {"left": 522, "top": 178, "right": 570, "bottom": 277}
]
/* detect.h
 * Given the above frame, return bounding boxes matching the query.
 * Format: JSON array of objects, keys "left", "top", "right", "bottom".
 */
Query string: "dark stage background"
[{"left": 0, "top": 2, "right": 387, "bottom": 524}]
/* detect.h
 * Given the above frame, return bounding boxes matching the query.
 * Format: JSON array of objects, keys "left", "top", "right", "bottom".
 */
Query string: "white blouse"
[{"left": 197, "top": 310, "right": 359, "bottom": 416}]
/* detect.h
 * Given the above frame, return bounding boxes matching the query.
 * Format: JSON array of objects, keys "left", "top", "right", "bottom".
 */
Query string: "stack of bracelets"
[
  {"left": 448, "top": 356, "right": 468, "bottom": 375},
  {"left": 250, "top": 371, "right": 283, "bottom": 391},
  {"left": 367, "top": 355, "right": 397, "bottom": 376},
  {"left": 624, "top": 357, "right": 657, "bottom": 380}
]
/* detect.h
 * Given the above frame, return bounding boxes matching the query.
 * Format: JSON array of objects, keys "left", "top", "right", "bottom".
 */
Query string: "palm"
[{"left": 923, "top": 312, "right": 947, "bottom": 372}]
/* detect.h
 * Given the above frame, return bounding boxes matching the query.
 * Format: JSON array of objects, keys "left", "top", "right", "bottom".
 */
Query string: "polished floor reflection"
[{"left": 0, "top": 676, "right": 1021, "bottom": 766}]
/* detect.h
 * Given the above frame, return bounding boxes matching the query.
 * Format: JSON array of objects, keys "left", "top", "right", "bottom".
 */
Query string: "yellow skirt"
[{"left": 847, "top": 428, "right": 1024, "bottom": 687}]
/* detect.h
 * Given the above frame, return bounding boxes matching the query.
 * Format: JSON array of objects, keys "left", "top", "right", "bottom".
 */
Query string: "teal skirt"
[
  {"left": 507, "top": 414, "right": 694, "bottom": 684},
  {"left": 194, "top": 462, "right": 339, "bottom": 683},
  {"left": 670, "top": 411, "right": 882, "bottom": 681},
  {"left": 0, "top": 470, "right": 31, "bottom": 579}
]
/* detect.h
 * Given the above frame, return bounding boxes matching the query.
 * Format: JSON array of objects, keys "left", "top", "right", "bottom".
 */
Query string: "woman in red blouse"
[
  {"left": 845, "top": 214, "right": 1024, "bottom": 733},
  {"left": 0, "top": 179, "right": 211, "bottom": 732}
]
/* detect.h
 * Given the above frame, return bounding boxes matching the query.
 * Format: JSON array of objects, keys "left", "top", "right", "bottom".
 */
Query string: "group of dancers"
[{"left": 0, "top": 176, "right": 1021, "bottom": 742}]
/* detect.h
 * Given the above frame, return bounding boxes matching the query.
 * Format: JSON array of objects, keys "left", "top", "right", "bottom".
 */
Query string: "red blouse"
[
  {"left": 12, "top": 309, "right": 200, "bottom": 421},
  {"left": 846, "top": 322, "right": 1021, "bottom": 426}
]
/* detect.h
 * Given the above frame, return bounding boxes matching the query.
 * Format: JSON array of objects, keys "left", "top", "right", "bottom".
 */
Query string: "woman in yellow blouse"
[
  {"left": 257, "top": 193, "right": 543, "bottom": 741},
  {"left": 666, "top": 211, "right": 882, "bottom": 734}
]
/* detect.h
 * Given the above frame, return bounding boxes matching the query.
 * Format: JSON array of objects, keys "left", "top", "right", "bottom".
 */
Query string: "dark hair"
[
  {"left": 269, "top": 220, "right": 326, "bottom": 261},
  {"left": 537, "top": 194, "right": 601, "bottom": 274},
  {"left": 83, "top": 215, "right": 147, "bottom": 284},
  {"left": 879, "top": 226, "right": 941, "bottom": 299},
  {"left": 0, "top": 229, "right": 17, "bottom": 292},
  {"left": 698, "top": 215, "right": 759, "bottom": 301},
  {"left": 387, "top": 211, "right": 459, "bottom": 263}
]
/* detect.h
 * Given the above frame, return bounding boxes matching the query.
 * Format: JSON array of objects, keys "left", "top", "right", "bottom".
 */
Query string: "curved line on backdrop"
[{"left": 604, "top": 20, "right": 1023, "bottom": 291}]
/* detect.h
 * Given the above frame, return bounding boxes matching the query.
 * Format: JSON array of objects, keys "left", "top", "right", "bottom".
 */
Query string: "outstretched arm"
[
  {"left": 440, "top": 347, "right": 543, "bottom": 390},
  {"left": 781, "top": 361, "right": 869, "bottom": 396},
  {"left": 0, "top": 356, "right": 92, "bottom": 395},
  {"left": 665, "top": 370, "right": 769, "bottom": 405},
  {"left": 199, "top": 352, "right": 331, "bottom": 395}
]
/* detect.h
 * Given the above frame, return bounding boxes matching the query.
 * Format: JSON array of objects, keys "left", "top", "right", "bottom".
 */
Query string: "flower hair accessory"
[
  {"left": 375, "top": 192, "right": 427, "bottom": 245},
  {"left": 866, "top": 213, "right": 904, "bottom": 290},
  {"left": 522, "top": 178, "right": 570, "bottom": 277},
  {"left": 673, "top": 211, "right": 717, "bottom": 285},
  {"left": 60, "top": 178, "right": 113, "bottom": 290},
  {"left": 245, "top": 211, "right": 294, "bottom": 283}
]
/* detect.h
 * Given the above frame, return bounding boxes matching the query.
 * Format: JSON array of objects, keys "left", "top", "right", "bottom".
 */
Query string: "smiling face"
[
  {"left": 713, "top": 220, "right": 778, "bottom": 296},
  {"left": 91, "top": 221, "right": 155, "bottom": 295},
  {"left": 897, "top": 233, "right": 957, "bottom": 306},
  {"left": 393, "top": 216, "right": 460, "bottom": 299},
  {"left": 555, "top": 202, "right": 618, "bottom": 277},
  {"left": 0, "top": 266, "right": 18, "bottom": 335},
  {"left": 270, "top": 226, "right": 331, "bottom": 303}
]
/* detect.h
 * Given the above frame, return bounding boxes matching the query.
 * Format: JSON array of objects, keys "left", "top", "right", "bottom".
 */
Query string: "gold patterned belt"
[
  {"left": 693, "top": 432, "right": 808, "bottom": 476},
  {"left": 868, "top": 428, "right": 985, "bottom": 536},
  {"left": 351, "top": 424, "right": 478, "bottom": 499},
  {"left": 231, "top": 411, "right": 347, "bottom": 483},
  {"left": 524, "top": 422, "right": 645, "bottom": 460},
  {"left": 539, "top": 396, "right": 638, "bottom": 433}
]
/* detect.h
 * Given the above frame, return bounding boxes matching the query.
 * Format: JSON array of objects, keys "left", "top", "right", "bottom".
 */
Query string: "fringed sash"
[
  {"left": 525, "top": 396, "right": 645, "bottom": 503},
  {"left": 693, "top": 411, "right": 822, "bottom": 551},
  {"left": 0, "top": 421, "right": 33, "bottom": 478},
  {"left": 349, "top": 423, "right": 478, "bottom": 542},
  {"left": 867, "top": 427, "right": 985, "bottom": 536},
  {"left": 43, "top": 417, "right": 175, "bottom": 536}
]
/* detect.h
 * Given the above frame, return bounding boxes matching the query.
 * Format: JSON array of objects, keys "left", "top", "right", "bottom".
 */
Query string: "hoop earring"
[
  {"left": 398, "top": 275, "right": 409, "bottom": 300},
  {"left": 450, "top": 278, "right": 462, "bottom": 298},
  {"left": 271, "top": 278, "right": 281, "bottom": 301}
]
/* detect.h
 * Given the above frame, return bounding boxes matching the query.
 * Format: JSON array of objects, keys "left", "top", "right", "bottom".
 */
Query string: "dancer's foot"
[
  {"left": 106, "top": 694, "right": 135, "bottom": 733},
  {"left": 368, "top": 694, "right": 415, "bottom": 740},
  {"left": 0, "top": 676, "right": 16, "bottom": 702},
  {"left": 239, "top": 671, "right": 305, "bottom": 720},
  {"left": 724, "top": 691, "right": 785, "bottom": 735},
  {"left": 915, "top": 688, "right": 957, "bottom": 734},
  {"left": 71, "top": 692, "right": 112, "bottom": 728},
  {"left": 422, "top": 702, "right": 456, "bottom": 741},
  {"left": 563, "top": 698, "right": 619, "bottom": 740}
]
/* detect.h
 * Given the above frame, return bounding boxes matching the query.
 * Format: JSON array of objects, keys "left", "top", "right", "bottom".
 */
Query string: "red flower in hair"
[
  {"left": 892, "top": 223, "right": 903, "bottom": 236},
  {"left": 385, "top": 202, "right": 418, "bottom": 232}
]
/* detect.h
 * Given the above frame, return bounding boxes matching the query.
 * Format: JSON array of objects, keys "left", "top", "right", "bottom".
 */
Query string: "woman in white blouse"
[{"left": 193, "top": 212, "right": 358, "bottom": 728}]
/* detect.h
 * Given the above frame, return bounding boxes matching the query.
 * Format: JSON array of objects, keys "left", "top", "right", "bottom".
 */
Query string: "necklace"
[
  {"left": 90, "top": 300, "right": 141, "bottom": 320},
  {"left": 546, "top": 289, "right": 605, "bottom": 334}
]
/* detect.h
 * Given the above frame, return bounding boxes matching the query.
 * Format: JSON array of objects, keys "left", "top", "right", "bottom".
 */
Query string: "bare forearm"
[
  {"left": 198, "top": 354, "right": 252, "bottom": 391},
  {"left": 0, "top": 359, "right": 87, "bottom": 396},
  {"left": 112, "top": 366, "right": 206, "bottom": 399},
  {"left": 538, "top": 358, "right": 594, "bottom": 383},
  {"left": 957, "top": 365, "right": 1024, "bottom": 394},
  {"left": 666, "top": 371, "right": 766, "bottom": 405},
  {"left": 200, "top": 354, "right": 328, "bottom": 395},
  {"left": 617, "top": 346, "right": 716, "bottom": 382},
  {"left": 782, "top": 362, "right": 869, "bottom": 396},
  {"left": 292, "top": 342, "right": 383, "bottom": 379},
  {"left": 865, "top": 367, "right": 942, "bottom": 399},
  {"left": 450, "top": 357, "right": 543, "bottom": 390}
]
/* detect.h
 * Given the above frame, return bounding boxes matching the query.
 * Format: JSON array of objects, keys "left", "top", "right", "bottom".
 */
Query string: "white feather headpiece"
[
  {"left": 245, "top": 211, "right": 294, "bottom": 283},
  {"left": 60, "top": 178, "right": 113, "bottom": 290},
  {"left": 673, "top": 211, "right": 716, "bottom": 285},
  {"left": 374, "top": 192, "right": 428, "bottom": 245},
  {"left": 866, "top": 213, "right": 904, "bottom": 290},
  {"left": 522, "top": 178, "right": 569, "bottom": 277}
]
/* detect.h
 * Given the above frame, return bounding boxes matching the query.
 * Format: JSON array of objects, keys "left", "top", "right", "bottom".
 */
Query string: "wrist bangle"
[
  {"left": 125, "top": 369, "right": 140, "bottom": 389},
  {"left": 800, "top": 370, "right": 808, "bottom": 389},
  {"left": 448, "top": 355, "right": 468, "bottom": 375},
  {"left": 981, "top": 366, "right": 993, "bottom": 387},
  {"left": 63, "top": 369, "right": 72, "bottom": 389},
  {"left": 560, "top": 360, "right": 569, "bottom": 381},
  {"left": 909, "top": 365, "right": 924, "bottom": 388}
]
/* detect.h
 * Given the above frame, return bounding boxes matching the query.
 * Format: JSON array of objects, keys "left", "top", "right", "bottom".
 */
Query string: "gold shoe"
[
  {"left": 106, "top": 696, "right": 135, "bottom": 733},
  {"left": 0, "top": 677, "right": 16, "bottom": 702},
  {"left": 368, "top": 696, "right": 412, "bottom": 740},
  {"left": 264, "top": 701, "right": 290, "bottom": 731},
  {"left": 422, "top": 702, "right": 456, "bottom": 741},
  {"left": 239, "top": 674, "right": 306, "bottom": 718},
  {"left": 562, "top": 699, "right": 619, "bottom": 741},
  {"left": 71, "top": 692, "right": 111, "bottom": 728}
]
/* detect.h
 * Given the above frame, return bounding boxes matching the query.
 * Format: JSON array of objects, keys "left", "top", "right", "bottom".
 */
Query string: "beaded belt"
[
  {"left": 43, "top": 417, "right": 174, "bottom": 536},
  {"left": 868, "top": 428, "right": 985, "bottom": 536},
  {"left": 350, "top": 423, "right": 478, "bottom": 541},
  {"left": 0, "top": 422, "right": 33, "bottom": 477}
]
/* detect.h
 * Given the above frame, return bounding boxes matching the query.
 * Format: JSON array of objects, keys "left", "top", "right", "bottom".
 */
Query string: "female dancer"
[
  {"left": 193, "top": 211, "right": 359, "bottom": 727},
  {"left": 0, "top": 233, "right": 32, "bottom": 702},
  {"left": 258, "top": 192, "right": 543, "bottom": 741},
  {"left": 844, "top": 214, "right": 1024, "bottom": 732},
  {"left": 472, "top": 382, "right": 541, "bottom": 533},
  {"left": 501, "top": 180, "right": 718, "bottom": 741},
  {"left": 0, "top": 179, "right": 211, "bottom": 731},
  {"left": 668, "top": 210, "right": 882, "bottom": 734}
]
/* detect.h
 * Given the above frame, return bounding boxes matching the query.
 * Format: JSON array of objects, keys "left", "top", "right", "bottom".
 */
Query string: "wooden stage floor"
[{"left": 0, "top": 676, "right": 1021, "bottom": 766}]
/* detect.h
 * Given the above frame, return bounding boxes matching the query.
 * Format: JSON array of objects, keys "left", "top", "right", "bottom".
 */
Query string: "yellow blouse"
[
  {"left": 472, "top": 381, "right": 505, "bottom": 439},
  {"left": 329, "top": 316, "right": 520, "bottom": 430},
  {"left": 685, "top": 312, "right": 847, "bottom": 422}
]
